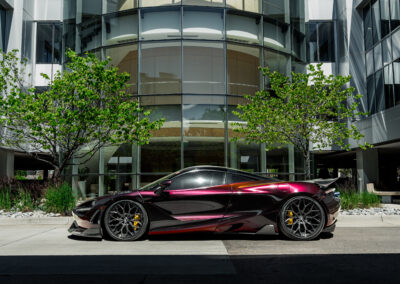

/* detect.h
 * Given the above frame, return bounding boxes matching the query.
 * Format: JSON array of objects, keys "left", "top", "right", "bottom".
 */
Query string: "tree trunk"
[{"left": 304, "top": 150, "right": 311, "bottom": 180}]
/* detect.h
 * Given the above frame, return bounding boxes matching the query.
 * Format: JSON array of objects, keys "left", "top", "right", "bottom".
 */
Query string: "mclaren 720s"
[{"left": 69, "top": 166, "right": 340, "bottom": 241}]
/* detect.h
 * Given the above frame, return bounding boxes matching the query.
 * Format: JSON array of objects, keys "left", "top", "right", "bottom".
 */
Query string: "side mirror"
[{"left": 154, "top": 179, "right": 172, "bottom": 195}]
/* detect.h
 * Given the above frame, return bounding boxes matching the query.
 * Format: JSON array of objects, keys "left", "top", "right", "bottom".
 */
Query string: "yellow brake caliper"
[
  {"left": 133, "top": 214, "right": 140, "bottom": 231},
  {"left": 287, "top": 210, "right": 294, "bottom": 225}
]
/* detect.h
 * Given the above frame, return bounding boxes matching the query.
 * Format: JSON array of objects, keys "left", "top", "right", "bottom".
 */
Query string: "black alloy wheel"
[
  {"left": 279, "top": 196, "right": 325, "bottom": 241},
  {"left": 104, "top": 200, "right": 148, "bottom": 241}
]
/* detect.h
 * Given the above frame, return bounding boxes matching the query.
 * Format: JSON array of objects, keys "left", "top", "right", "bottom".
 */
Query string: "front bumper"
[{"left": 68, "top": 212, "right": 102, "bottom": 238}]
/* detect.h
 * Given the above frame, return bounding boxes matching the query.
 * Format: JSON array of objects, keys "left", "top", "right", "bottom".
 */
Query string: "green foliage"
[
  {"left": 15, "top": 189, "right": 36, "bottom": 212},
  {"left": 44, "top": 183, "right": 76, "bottom": 214},
  {"left": 233, "top": 64, "right": 372, "bottom": 179},
  {"left": 15, "top": 170, "right": 27, "bottom": 180},
  {"left": 0, "top": 49, "right": 164, "bottom": 178},
  {"left": 0, "top": 188, "right": 13, "bottom": 210},
  {"left": 339, "top": 190, "right": 381, "bottom": 210}
]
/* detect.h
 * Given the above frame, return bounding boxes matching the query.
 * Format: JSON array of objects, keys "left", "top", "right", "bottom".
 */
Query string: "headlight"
[{"left": 75, "top": 200, "right": 96, "bottom": 212}]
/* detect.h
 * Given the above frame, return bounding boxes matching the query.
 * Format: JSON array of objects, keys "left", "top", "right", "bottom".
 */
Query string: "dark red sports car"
[{"left": 69, "top": 166, "right": 340, "bottom": 241}]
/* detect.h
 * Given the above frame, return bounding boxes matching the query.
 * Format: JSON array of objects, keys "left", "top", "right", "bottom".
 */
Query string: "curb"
[{"left": 0, "top": 217, "right": 73, "bottom": 225}]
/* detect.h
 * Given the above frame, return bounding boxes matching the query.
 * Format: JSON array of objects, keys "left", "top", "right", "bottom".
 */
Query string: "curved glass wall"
[{"left": 64, "top": 0, "right": 307, "bottom": 193}]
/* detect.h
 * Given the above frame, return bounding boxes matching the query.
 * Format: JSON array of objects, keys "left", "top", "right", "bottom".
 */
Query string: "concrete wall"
[
  {"left": 0, "top": 149, "right": 14, "bottom": 177},
  {"left": 34, "top": 0, "right": 62, "bottom": 21}
]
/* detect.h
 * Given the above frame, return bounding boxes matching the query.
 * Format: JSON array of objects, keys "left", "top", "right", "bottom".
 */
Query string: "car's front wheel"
[
  {"left": 279, "top": 196, "right": 325, "bottom": 241},
  {"left": 104, "top": 199, "right": 148, "bottom": 241}
]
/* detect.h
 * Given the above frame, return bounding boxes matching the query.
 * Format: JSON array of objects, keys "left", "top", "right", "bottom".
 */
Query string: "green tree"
[
  {"left": 233, "top": 64, "right": 371, "bottom": 180},
  {"left": 0, "top": 49, "right": 164, "bottom": 179}
]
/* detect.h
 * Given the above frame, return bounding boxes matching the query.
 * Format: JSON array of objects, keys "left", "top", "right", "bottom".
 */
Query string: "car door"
[{"left": 149, "top": 169, "right": 232, "bottom": 233}]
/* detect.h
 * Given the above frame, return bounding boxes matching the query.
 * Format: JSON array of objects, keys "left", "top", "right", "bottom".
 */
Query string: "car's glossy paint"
[{"left": 69, "top": 166, "right": 340, "bottom": 239}]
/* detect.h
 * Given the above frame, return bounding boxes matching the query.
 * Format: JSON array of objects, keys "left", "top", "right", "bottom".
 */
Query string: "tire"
[
  {"left": 104, "top": 199, "right": 149, "bottom": 241},
  {"left": 278, "top": 196, "right": 325, "bottom": 241}
]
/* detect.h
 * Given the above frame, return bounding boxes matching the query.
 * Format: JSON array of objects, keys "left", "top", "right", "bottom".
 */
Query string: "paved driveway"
[{"left": 1, "top": 220, "right": 400, "bottom": 283}]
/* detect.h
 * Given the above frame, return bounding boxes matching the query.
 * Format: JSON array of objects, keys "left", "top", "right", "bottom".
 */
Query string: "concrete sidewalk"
[{"left": 337, "top": 215, "right": 400, "bottom": 227}]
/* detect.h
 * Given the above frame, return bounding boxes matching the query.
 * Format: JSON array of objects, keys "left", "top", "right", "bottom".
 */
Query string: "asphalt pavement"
[{"left": 1, "top": 216, "right": 400, "bottom": 284}]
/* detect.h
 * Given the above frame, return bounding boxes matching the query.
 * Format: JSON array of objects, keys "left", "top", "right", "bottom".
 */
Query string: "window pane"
[
  {"left": 290, "top": 0, "right": 305, "bottom": 32},
  {"left": 264, "top": 49, "right": 289, "bottom": 75},
  {"left": 263, "top": 0, "right": 286, "bottom": 23},
  {"left": 292, "top": 30, "right": 305, "bottom": 60},
  {"left": 226, "top": 13, "right": 261, "bottom": 45},
  {"left": 318, "top": 22, "right": 335, "bottom": 62},
  {"left": 140, "top": 0, "right": 179, "bottom": 7},
  {"left": 63, "top": 20, "right": 76, "bottom": 54},
  {"left": 381, "top": 0, "right": 390, "bottom": 37},
  {"left": 376, "top": 70, "right": 385, "bottom": 112},
  {"left": 263, "top": 20, "right": 286, "bottom": 51},
  {"left": 364, "top": 4, "right": 373, "bottom": 50},
  {"left": 141, "top": 141, "right": 181, "bottom": 173},
  {"left": 384, "top": 64, "right": 395, "bottom": 108},
  {"left": 374, "top": 43, "right": 383, "bottom": 71},
  {"left": 78, "top": 15, "right": 101, "bottom": 52},
  {"left": 229, "top": 141, "right": 261, "bottom": 173},
  {"left": 183, "top": 0, "right": 224, "bottom": 6},
  {"left": 36, "top": 24, "right": 53, "bottom": 63},
  {"left": 367, "top": 75, "right": 376, "bottom": 114},
  {"left": 106, "top": 44, "right": 138, "bottom": 94},
  {"left": 106, "top": 0, "right": 138, "bottom": 13},
  {"left": 183, "top": 96, "right": 225, "bottom": 168},
  {"left": 63, "top": 0, "right": 76, "bottom": 20},
  {"left": 392, "top": 29, "right": 400, "bottom": 60},
  {"left": 307, "top": 22, "right": 318, "bottom": 62},
  {"left": 382, "top": 36, "right": 392, "bottom": 65},
  {"left": 105, "top": 13, "right": 138, "bottom": 46},
  {"left": 266, "top": 146, "right": 289, "bottom": 180},
  {"left": 183, "top": 9, "right": 224, "bottom": 40},
  {"left": 169, "top": 171, "right": 225, "bottom": 190},
  {"left": 366, "top": 49, "right": 374, "bottom": 77},
  {"left": 390, "top": 0, "right": 400, "bottom": 31},
  {"left": 226, "top": 0, "right": 261, "bottom": 13},
  {"left": 140, "top": 9, "right": 181, "bottom": 40},
  {"left": 183, "top": 41, "right": 224, "bottom": 94},
  {"left": 393, "top": 62, "right": 400, "bottom": 105},
  {"left": 227, "top": 43, "right": 261, "bottom": 95},
  {"left": 140, "top": 41, "right": 181, "bottom": 94},
  {"left": 372, "top": 0, "right": 381, "bottom": 44}
]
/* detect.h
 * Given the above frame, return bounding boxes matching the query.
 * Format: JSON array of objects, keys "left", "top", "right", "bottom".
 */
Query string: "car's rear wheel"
[
  {"left": 279, "top": 196, "right": 325, "bottom": 241},
  {"left": 104, "top": 200, "right": 148, "bottom": 241}
]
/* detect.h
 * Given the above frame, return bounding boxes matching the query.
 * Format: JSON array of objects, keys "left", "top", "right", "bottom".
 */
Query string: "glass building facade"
[
  {"left": 61, "top": 0, "right": 307, "bottom": 194},
  {"left": 364, "top": 0, "right": 400, "bottom": 115}
]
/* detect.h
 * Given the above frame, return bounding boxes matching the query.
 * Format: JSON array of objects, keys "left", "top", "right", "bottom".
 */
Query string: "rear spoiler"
[{"left": 304, "top": 177, "right": 339, "bottom": 190}]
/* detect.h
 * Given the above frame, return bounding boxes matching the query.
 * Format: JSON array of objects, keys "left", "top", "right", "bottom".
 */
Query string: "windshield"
[{"left": 140, "top": 171, "right": 178, "bottom": 191}]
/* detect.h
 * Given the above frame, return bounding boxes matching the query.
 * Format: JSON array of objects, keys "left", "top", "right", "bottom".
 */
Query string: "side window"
[
  {"left": 229, "top": 173, "right": 257, "bottom": 183},
  {"left": 169, "top": 170, "right": 226, "bottom": 190}
]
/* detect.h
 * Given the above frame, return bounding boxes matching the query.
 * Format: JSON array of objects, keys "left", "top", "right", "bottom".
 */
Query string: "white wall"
[
  {"left": 307, "top": 0, "right": 335, "bottom": 20},
  {"left": 34, "top": 0, "right": 62, "bottom": 21},
  {"left": 35, "top": 64, "right": 62, "bottom": 86}
]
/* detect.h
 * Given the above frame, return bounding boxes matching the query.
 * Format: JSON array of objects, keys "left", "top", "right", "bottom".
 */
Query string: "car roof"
[{"left": 179, "top": 165, "right": 279, "bottom": 181}]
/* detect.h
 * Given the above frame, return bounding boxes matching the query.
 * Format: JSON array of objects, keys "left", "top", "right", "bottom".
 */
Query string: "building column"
[
  {"left": 71, "top": 157, "right": 79, "bottom": 198},
  {"left": 98, "top": 147, "right": 105, "bottom": 197},
  {"left": 288, "top": 144, "right": 295, "bottom": 181},
  {"left": 230, "top": 140, "right": 237, "bottom": 168},
  {"left": 0, "top": 149, "right": 14, "bottom": 178},
  {"left": 356, "top": 148, "right": 379, "bottom": 193}
]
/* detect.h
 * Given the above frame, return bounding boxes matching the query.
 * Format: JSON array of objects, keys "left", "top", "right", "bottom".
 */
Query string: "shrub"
[
  {"left": 339, "top": 189, "right": 381, "bottom": 210},
  {"left": 0, "top": 188, "right": 13, "bottom": 210},
  {"left": 43, "top": 183, "right": 76, "bottom": 214},
  {"left": 15, "top": 189, "right": 36, "bottom": 212}
]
